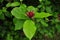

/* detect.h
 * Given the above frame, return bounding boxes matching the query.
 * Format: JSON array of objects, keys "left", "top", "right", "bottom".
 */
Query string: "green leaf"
[
  {"left": 0, "top": 14, "right": 5, "bottom": 20},
  {"left": 19, "top": 4, "right": 27, "bottom": 13},
  {"left": 11, "top": 2, "right": 20, "bottom": 7},
  {"left": 0, "top": 10, "right": 2, "bottom": 15},
  {"left": 56, "top": 24, "right": 60, "bottom": 32},
  {"left": 0, "top": 0, "right": 3, "bottom": 2},
  {"left": 4, "top": 12, "right": 12, "bottom": 18},
  {"left": 48, "top": 32, "right": 53, "bottom": 38},
  {"left": 34, "top": 12, "right": 52, "bottom": 18},
  {"left": 45, "top": 0, "right": 51, "bottom": 5},
  {"left": 2, "top": 7, "right": 7, "bottom": 12},
  {"left": 6, "top": 3, "right": 11, "bottom": 7},
  {"left": 37, "top": 5, "right": 43, "bottom": 8},
  {"left": 39, "top": 0, "right": 43, "bottom": 2},
  {"left": 6, "top": 33, "right": 13, "bottom": 40},
  {"left": 6, "top": 2, "right": 20, "bottom": 7},
  {"left": 46, "top": 6, "right": 52, "bottom": 13},
  {"left": 40, "top": 19, "right": 48, "bottom": 27},
  {"left": 11, "top": 6, "right": 28, "bottom": 19},
  {"left": 13, "top": 18, "right": 24, "bottom": 30},
  {"left": 27, "top": 6, "right": 38, "bottom": 13},
  {"left": 23, "top": 20, "right": 36, "bottom": 39}
]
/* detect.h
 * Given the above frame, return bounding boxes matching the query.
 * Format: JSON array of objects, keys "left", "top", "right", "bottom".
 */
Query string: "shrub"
[{"left": 0, "top": 0, "right": 60, "bottom": 40}]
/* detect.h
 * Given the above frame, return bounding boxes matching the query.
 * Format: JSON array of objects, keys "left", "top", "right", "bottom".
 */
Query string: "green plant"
[
  {"left": 11, "top": 0, "right": 52, "bottom": 40},
  {"left": 0, "top": 0, "right": 60, "bottom": 40}
]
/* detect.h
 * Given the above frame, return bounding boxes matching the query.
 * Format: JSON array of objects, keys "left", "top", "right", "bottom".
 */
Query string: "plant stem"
[
  {"left": 20, "top": 1, "right": 22, "bottom": 4},
  {"left": 29, "top": 39, "right": 31, "bottom": 40}
]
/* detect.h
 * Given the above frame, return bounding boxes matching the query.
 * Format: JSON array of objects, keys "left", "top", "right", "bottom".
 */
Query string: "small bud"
[
  {"left": 26, "top": 11, "right": 34, "bottom": 18},
  {"left": 20, "top": 0, "right": 23, "bottom": 2}
]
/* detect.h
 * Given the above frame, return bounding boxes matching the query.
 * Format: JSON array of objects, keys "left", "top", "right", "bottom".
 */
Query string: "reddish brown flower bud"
[{"left": 26, "top": 11, "right": 34, "bottom": 18}]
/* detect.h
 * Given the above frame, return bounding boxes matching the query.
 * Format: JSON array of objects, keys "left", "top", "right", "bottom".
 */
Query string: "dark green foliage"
[{"left": 0, "top": 0, "right": 60, "bottom": 40}]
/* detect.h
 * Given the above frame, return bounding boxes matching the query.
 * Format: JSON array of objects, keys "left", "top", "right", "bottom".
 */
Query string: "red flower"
[{"left": 26, "top": 11, "right": 34, "bottom": 18}]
